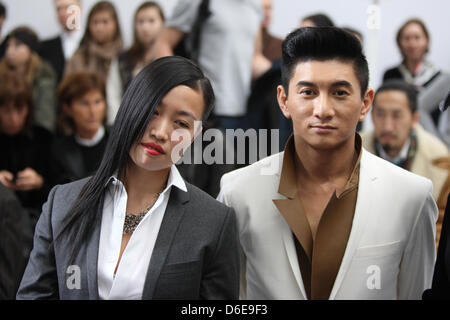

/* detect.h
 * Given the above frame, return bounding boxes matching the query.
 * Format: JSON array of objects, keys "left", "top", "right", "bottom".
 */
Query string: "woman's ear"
[{"left": 277, "top": 85, "right": 291, "bottom": 119}]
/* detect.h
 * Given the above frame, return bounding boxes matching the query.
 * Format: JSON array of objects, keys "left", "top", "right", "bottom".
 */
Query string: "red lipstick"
[{"left": 141, "top": 142, "right": 166, "bottom": 156}]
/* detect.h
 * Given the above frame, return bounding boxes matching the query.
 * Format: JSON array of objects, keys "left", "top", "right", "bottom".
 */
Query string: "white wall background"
[{"left": 2, "top": 0, "right": 450, "bottom": 91}]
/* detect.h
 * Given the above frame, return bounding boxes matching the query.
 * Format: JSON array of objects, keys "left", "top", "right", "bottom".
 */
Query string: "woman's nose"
[{"left": 149, "top": 118, "right": 170, "bottom": 142}]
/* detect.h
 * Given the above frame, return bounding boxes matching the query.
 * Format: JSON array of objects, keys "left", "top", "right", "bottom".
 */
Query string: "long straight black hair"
[{"left": 57, "top": 56, "right": 215, "bottom": 263}]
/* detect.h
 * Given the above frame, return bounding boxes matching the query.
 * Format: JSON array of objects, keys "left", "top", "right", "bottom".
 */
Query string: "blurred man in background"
[
  {"left": 362, "top": 80, "right": 450, "bottom": 247},
  {"left": 40, "top": 0, "right": 83, "bottom": 83}
]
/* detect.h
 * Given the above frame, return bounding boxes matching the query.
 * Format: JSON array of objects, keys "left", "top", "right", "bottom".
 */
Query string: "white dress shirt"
[
  {"left": 97, "top": 165, "right": 187, "bottom": 300},
  {"left": 61, "top": 29, "right": 83, "bottom": 60}
]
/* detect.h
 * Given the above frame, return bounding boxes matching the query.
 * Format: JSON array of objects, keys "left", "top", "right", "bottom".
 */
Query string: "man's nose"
[
  {"left": 383, "top": 116, "right": 396, "bottom": 132},
  {"left": 313, "top": 94, "right": 335, "bottom": 120}
]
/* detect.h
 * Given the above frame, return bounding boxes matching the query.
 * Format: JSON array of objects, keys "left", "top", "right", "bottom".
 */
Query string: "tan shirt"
[{"left": 273, "top": 134, "right": 362, "bottom": 299}]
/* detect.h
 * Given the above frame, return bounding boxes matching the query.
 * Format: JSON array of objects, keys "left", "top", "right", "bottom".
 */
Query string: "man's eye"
[
  {"left": 334, "top": 90, "right": 349, "bottom": 97},
  {"left": 301, "top": 89, "right": 314, "bottom": 96}
]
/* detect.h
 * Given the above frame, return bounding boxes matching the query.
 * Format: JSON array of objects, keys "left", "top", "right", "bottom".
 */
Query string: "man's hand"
[
  {"left": 151, "top": 27, "right": 185, "bottom": 60},
  {"left": 14, "top": 168, "right": 44, "bottom": 191},
  {"left": 0, "top": 170, "right": 15, "bottom": 189}
]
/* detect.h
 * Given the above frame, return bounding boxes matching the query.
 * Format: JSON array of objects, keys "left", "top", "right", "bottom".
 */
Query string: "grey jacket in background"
[{"left": 32, "top": 61, "right": 57, "bottom": 133}]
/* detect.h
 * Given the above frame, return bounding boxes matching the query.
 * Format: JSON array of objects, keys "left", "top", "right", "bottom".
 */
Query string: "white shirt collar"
[
  {"left": 377, "top": 137, "right": 411, "bottom": 164},
  {"left": 105, "top": 164, "right": 187, "bottom": 193},
  {"left": 61, "top": 28, "right": 82, "bottom": 41},
  {"left": 166, "top": 164, "right": 188, "bottom": 193},
  {"left": 75, "top": 125, "right": 105, "bottom": 147},
  {"left": 60, "top": 28, "right": 83, "bottom": 59}
]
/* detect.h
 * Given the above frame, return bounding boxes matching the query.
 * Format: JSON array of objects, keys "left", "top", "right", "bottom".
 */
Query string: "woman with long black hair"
[{"left": 17, "top": 56, "right": 239, "bottom": 300}]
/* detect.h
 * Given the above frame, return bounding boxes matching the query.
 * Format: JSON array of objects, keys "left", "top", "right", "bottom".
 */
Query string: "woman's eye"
[{"left": 176, "top": 121, "right": 190, "bottom": 128}]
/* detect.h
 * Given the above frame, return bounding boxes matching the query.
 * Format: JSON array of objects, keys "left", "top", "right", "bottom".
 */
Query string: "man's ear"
[
  {"left": 359, "top": 88, "right": 374, "bottom": 122},
  {"left": 277, "top": 85, "right": 291, "bottom": 119}
]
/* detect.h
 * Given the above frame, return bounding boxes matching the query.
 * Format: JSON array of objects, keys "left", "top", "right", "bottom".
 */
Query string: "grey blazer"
[{"left": 16, "top": 177, "right": 239, "bottom": 300}]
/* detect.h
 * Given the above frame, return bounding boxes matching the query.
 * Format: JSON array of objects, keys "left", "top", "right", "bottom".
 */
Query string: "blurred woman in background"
[
  {"left": 51, "top": 72, "right": 109, "bottom": 186},
  {"left": 65, "top": 1, "right": 123, "bottom": 80},
  {"left": 383, "top": 18, "right": 450, "bottom": 146},
  {"left": 0, "top": 26, "right": 57, "bottom": 132},
  {"left": 106, "top": 1, "right": 165, "bottom": 125},
  {"left": 0, "top": 73, "right": 52, "bottom": 226}
]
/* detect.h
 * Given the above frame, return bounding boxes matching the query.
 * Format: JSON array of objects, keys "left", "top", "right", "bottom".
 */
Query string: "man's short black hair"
[
  {"left": 0, "top": 2, "right": 6, "bottom": 18},
  {"left": 374, "top": 80, "right": 418, "bottom": 113},
  {"left": 281, "top": 27, "right": 369, "bottom": 98}
]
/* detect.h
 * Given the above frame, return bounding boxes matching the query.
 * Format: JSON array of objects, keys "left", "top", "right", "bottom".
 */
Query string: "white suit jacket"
[{"left": 218, "top": 148, "right": 438, "bottom": 300}]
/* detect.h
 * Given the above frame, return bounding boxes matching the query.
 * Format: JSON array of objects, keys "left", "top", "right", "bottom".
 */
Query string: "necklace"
[{"left": 123, "top": 191, "right": 162, "bottom": 234}]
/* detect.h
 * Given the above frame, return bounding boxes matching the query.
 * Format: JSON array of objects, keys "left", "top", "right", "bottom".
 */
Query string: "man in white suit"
[{"left": 218, "top": 27, "right": 438, "bottom": 300}]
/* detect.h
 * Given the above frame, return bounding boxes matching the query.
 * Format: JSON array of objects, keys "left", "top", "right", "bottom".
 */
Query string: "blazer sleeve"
[
  {"left": 216, "top": 175, "right": 248, "bottom": 299},
  {"left": 0, "top": 189, "right": 33, "bottom": 300},
  {"left": 423, "top": 194, "right": 450, "bottom": 299},
  {"left": 200, "top": 206, "right": 240, "bottom": 300},
  {"left": 398, "top": 184, "right": 438, "bottom": 300},
  {"left": 16, "top": 186, "right": 60, "bottom": 300}
]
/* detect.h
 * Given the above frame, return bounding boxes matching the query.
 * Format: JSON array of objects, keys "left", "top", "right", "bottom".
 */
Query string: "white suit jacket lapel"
[
  {"left": 280, "top": 224, "right": 308, "bottom": 299},
  {"left": 329, "top": 149, "right": 379, "bottom": 299},
  {"left": 271, "top": 151, "right": 307, "bottom": 299}
]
